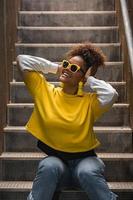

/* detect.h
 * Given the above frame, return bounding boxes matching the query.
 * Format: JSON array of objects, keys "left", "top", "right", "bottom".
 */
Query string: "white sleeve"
[
  {"left": 17, "top": 55, "right": 59, "bottom": 74},
  {"left": 87, "top": 76, "right": 118, "bottom": 106}
]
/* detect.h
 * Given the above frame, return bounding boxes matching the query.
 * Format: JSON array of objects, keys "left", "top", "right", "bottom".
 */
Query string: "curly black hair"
[{"left": 66, "top": 42, "right": 106, "bottom": 71}]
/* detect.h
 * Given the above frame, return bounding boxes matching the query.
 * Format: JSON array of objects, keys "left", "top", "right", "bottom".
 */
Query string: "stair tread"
[
  {"left": 0, "top": 152, "right": 133, "bottom": 159},
  {"left": 17, "top": 26, "right": 118, "bottom": 30},
  {"left": 15, "top": 43, "right": 121, "bottom": 47},
  {"left": 0, "top": 181, "right": 133, "bottom": 191},
  {"left": 7, "top": 103, "right": 130, "bottom": 107},
  {"left": 105, "top": 62, "right": 123, "bottom": 65},
  {"left": 19, "top": 11, "right": 116, "bottom": 14},
  {"left": 10, "top": 81, "right": 126, "bottom": 85},
  {"left": 4, "top": 126, "right": 132, "bottom": 133},
  {"left": 0, "top": 181, "right": 33, "bottom": 191},
  {"left": 13, "top": 61, "right": 124, "bottom": 66}
]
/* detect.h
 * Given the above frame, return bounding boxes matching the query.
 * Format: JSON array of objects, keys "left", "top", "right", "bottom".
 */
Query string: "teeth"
[{"left": 63, "top": 72, "right": 70, "bottom": 77}]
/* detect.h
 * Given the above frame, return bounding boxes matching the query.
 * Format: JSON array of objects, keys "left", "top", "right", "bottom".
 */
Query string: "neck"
[{"left": 62, "top": 84, "right": 78, "bottom": 95}]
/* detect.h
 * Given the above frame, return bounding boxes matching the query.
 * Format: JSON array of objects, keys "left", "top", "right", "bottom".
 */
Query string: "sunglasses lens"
[
  {"left": 63, "top": 61, "right": 69, "bottom": 68},
  {"left": 71, "top": 64, "right": 78, "bottom": 72}
]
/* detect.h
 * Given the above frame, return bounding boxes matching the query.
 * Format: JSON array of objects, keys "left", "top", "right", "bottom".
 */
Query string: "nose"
[{"left": 62, "top": 66, "right": 71, "bottom": 74}]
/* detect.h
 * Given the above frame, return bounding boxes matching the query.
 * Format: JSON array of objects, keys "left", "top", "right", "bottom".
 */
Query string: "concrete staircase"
[{"left": 0, "top": 0, "right": 133, "bottom": 199}]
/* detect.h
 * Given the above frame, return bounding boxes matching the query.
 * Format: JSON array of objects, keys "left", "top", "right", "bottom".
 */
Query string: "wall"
[
  {"left": 0, "top": 0, "right": 20, "bottom": 154},
  {"left": 126, "top": 0, "right": 133, "bottom": 32}
]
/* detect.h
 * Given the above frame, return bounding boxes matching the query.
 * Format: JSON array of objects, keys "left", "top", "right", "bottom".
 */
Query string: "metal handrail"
[{"left": 120, "top": 0, "right": 133, "bottom": 75}]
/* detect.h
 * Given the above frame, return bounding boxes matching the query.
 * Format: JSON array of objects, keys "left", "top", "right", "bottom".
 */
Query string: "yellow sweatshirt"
[
  {"left": 17, "top": 55, "right": 118, "bottom": 154},
  {"left": 24, "top": 71, "right": 110, "bottom": 153}
]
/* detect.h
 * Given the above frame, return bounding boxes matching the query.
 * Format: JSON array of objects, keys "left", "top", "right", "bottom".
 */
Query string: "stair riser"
[
  {"left": 10, "top": 84, "right": 126, "bottom": 103},
  {"left": 1, "top": 159, "right": 133, "bottom": 181},
  {"left": 96, "top": 132, "right": 133, "bottom": 153},
  {"left": 16, "top": 45, "right": 121, "bottom": 62},
  {"left": 1, "top": 191, "right": 133, "bottom": 200},
  {"left": 19, "top": 13, "right": 117, "bottom": 27},
  {"left": 18, "top": 29, "right": 119, "bottom": 43},
  {"left": 7, "top": 106, "right": 129, "bottom": 126},
  {"left": 0, "top": 192, "right": 28, "bottom": 200},
  {"left": 56, "top": 192, "right": 133, "bottom": 200},
  {"left": 96, "top": 64, "right": 123, "bottom": 82},
  {"left": 4, "top": 132, "right": 39, "bottom": 152},
  {"left": 4, "top": 131, "right": 133, "bottom": 153},
  {"left": 21, "top": 0, "right": 115, "bottom": 11},
  {"left": 13, "top": 64, "right": 123, "bottom": 82}
]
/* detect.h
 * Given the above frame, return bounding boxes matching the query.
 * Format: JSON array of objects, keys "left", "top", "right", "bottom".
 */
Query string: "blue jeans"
[{"left": 27, "top": 156, "right": 118, "bottom": 200}]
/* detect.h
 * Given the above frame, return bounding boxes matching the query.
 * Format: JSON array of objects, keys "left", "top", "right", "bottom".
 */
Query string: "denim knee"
[
  {"left": 73, "top": 157, "right": 118, "bottom": 200},
  {"left": 74, "top": 157, "right": 105, "bottom": 183},
  {"left": 38, "top": 156, "right": 66, "bottom": 178}
]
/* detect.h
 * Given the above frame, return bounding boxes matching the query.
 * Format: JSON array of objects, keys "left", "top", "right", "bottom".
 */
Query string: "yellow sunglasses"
[{"left": 62, "top": 60, "right": 85, "bottom": 74}]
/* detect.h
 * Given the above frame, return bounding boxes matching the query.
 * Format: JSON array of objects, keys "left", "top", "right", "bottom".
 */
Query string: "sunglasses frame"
[{"left": 62, "top": 60, "right": 85, "bottom": 74}]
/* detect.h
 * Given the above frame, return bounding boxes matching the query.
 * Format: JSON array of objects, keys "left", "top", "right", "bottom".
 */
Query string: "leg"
[
  {"left": 73, "top": 156, "right": 118, "bottom": 200},
  {"left": 27, "top": 156, "right": 70, "bottom": 200}
]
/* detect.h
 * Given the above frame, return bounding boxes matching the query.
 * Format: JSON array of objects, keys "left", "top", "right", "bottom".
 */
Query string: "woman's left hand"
[{"left": 86, "top": 65, "right": 98, "bottom": 78}]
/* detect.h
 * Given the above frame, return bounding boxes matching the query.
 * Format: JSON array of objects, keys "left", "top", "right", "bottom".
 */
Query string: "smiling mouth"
[{"left": 61, "top": 72, "right": 71, "bottom": 78}]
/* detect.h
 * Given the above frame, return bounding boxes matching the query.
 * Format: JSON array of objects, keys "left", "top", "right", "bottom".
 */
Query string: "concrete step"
[
  {"left": 17, "top": 26, "right": 119, "bottom": 43},
  {"left": 21, "top": 0, "right": 115, "bottom": 11},
  {"left": 7, "top": 103, "right": 130, "bottom": 126},
  {"left": 13, "top": 61, "right": 124, "bottom": 82},
  {"left": 19, "top": 11, "right": 117, "bottom": 27},
  {"left": 0, "top": 152, "right": 133, "bottom": 181},
  {"left": 0, "top": 181, "right": 133, "bottom": 200},
  {"left": 3, "top": 126, "right": 133, "bottom": 153},
  {"left": 10, "top": 81, "right": 126, "bottom": 103},
  {"left": 15, "top": 43, "right": 121, "bottom": 62}
]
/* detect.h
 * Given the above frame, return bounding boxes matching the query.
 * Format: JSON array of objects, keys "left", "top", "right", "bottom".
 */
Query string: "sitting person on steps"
[{"left": 17, "top": 42, "right": 118, "bottom": 200}]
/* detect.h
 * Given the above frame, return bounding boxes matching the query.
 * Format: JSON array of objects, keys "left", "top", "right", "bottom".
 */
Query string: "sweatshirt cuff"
[
  {"left": 48, "top": 63, "right": 59, "bottom": 74},
  {"left": 86, "top": 76, "right": 97, "bottom": 86}
]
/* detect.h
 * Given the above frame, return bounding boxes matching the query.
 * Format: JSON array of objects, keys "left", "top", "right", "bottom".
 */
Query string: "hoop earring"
[{"left": 77, "top": 81, "right": 83, "bottom": 96}]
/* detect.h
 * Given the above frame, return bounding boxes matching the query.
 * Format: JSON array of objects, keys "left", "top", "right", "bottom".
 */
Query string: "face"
[{"left": 59, "top": 56, "right": 87, "bottom": 86}]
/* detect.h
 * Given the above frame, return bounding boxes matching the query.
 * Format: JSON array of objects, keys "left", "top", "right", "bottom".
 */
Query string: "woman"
[{"left": 17, "top": 43, "right": 118, "bottom": 200}]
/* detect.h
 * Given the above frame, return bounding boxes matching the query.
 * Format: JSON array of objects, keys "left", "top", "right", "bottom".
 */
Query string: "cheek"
[{"left": 73, "top": 74, "right": 83, "bottom": 83}]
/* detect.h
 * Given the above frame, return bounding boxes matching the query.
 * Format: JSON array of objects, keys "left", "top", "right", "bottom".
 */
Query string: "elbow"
[
  {"left": 107, "top": 88, "right": 119, "bottom": 106},
  {"left": 16, "top": 55, "right": 24, "bottom": 66},
  {"left": 17, "top": 55, "right": 22, "bottom": 61},
  {"left": 98, "top": 88, "right": 119, "bottom": 107},
  {"left": 16, "top": 55, "right": 23, "bottom": 70},
  {"left": 17, "top": 55, "right": 27, "bottom": 63},
  {"left": 16, "top": 55, "right": 30, "bottom": 71}
]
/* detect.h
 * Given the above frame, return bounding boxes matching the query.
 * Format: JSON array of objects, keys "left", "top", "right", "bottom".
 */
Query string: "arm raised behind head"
[
  {"left": 17, "top": 55, "right": 59, "bottom": 75},
  {"left": 87, "top": 75, "right": 118, "bottom": 107}
]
